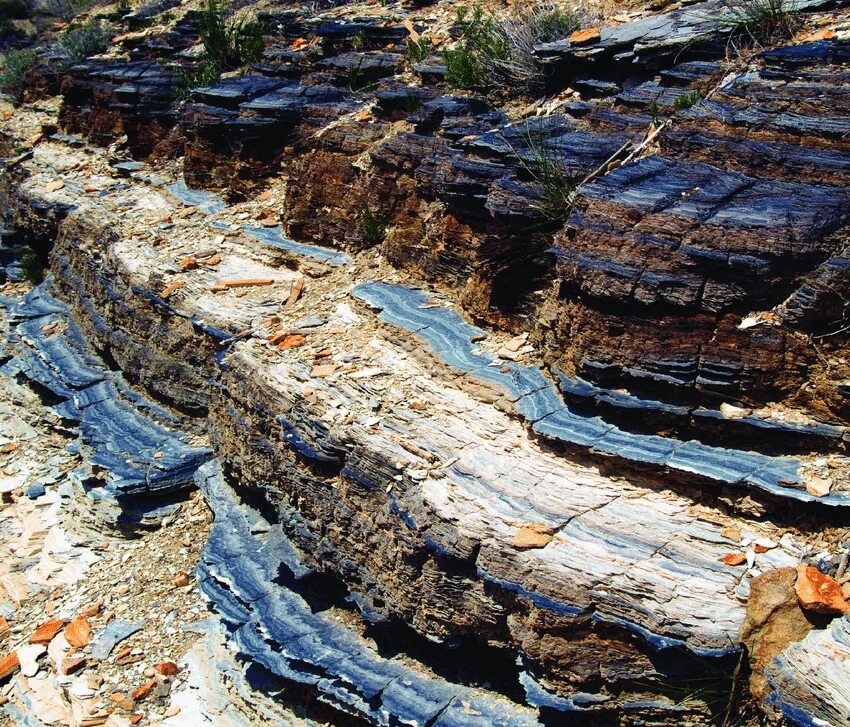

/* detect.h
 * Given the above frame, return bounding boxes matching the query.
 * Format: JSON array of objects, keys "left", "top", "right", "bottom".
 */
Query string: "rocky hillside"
[{"left": 1, "top": 0, "right": 850, "bottom": 723}]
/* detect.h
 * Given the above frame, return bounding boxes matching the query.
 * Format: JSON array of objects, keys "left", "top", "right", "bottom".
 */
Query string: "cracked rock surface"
[{"left": 2, "top": 0, "right": 850, "bottom": 724}]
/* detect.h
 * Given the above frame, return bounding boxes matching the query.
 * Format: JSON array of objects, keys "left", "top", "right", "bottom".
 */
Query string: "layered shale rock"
[
  {"left": 2, "top": 283, "right": 211, "bottom": 525},
  {"left": 4, "top": 123, "right": 847, "bottom": 723},
  {"left": 4, "top": 0, "right": 850, "bottom": 723}
]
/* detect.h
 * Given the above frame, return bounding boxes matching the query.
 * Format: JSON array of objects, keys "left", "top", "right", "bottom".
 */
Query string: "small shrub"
[
  {"left": 174, "top": 59, "right": 220, "bottom": 97},
  {"left": 60, "top": 21, "right": 110, "bottom": 63},
  {"left": 347, "top": 65, "right": 377, "bottom": 92},
  {"left": 200, "top": 0, "right": 265, "bottom": 72},
  {"left": 351, "top": 29, "right": 364, "bottom": 50},
  {"left": 516, "top": 123, "right": 578, "bottom": 222},
  {"left": 360, "top": 203, "right": 386, "bottom": 245},
  {"left": 715, "top": 0, "right": 799, "bottom": 43},
  {"left": 406, "top": 34, "right": 431, "bottom": 64},
  {"left": 20, "top": 246, "right": 45, "bottom": 285},
  {"left": 443, "top": 45, "right": 485, "bottom": 89},
  {"left": 444, "top": 2, "right": 585, "bottom": 92},
  {"left": 0, "top": 49, "right": 36, "bottom": 95},
  {"left": 674, "top": 89, "right": 703, "bottom": 110}
]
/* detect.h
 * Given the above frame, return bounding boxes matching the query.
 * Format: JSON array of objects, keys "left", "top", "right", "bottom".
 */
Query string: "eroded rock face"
[{"left": 4, "top": 0, "right": 850, "bottom": 723}]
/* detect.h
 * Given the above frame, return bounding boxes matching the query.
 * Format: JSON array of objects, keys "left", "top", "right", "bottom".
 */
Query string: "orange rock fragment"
[
  {"left": 0, "top": 617, "right": 8, "bottom": 637},
  {"left": 132, "top": 680, "right": 156, "bottom": 701},
  {"left": 0, "top": 652, "right": 20, "bottom": 680},
  {"left": 111, "top": 692, "right": 136, "bottom": 711},
  {"left": 278, "top": 334, "right": 306, "bottom": 350},
  {"left": 155, "top": 661, "right": 179, "bottom": 676},
  {"left": 64, "top": 616, "right": 92, "bottom": 648},
  {"left": 61, "top": 655, "right": 87, "bottom": 675},
  {"left": 0, "top": 443, "right": 17, "bottom": 453},
  {"left": 160, "top": 281, "right": 185, "bottom": 299},
  {"left": 44, "top": 180, "right": 65, "bottom": 193},
  {"left": 801, "top": 28, "right": 836, "bottom": 41},
  {"left": 513, "top": 524, "right": 554, "bottom": 549},
  {"left": 130, "top": 715, "right": 144, "bottom": 725},
  {"left": 213, "top": 278, "right": 274, "bottom": 290},
  {"left": 173, "top": 571, "right": 191, "bottom": 587},
  {"left": 722, "top": 552, "right": 747, "bottom": 566},
  {"left": 311, "top": 363, "right": 337, "bottom": 378},
  {"left": 29, "top": 618, "right": 65, "bottom": 645},
  {"left": 291, "top": 37, "right": 309, "bottom": 49},
  {"left": 178, "top": 257, "right": 199, "bottom": 271},
  {"left": 569, "top": 27, "right": 600, "bottom": 45},
  {"left": 795, "top": 565, "right": 850, "bottom": 615},
  {"left": 287, "top": 276, "right": 304, "bottom": 306}
]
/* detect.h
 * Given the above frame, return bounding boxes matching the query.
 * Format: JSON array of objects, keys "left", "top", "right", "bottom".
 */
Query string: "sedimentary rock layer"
[
  {"left": 2, "top": 283, "right": 211, "bottom": 525},
  {"left": 4, "top": 3, "right": 850, "bottom": 721}
]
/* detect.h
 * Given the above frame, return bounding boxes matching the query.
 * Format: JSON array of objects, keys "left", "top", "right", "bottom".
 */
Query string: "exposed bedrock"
[
  {"left": 5, "top": 2, "right": 850, "bottom": 722},
  {"left": 206, "top": 343, "right": 748, "bottom": 723},
  {"left": 49, "top": 211, "right": 218, "bottom": 415},
  {"left": 166, "top": 36, "right": 850, "bottom": 428},
  {"left": 5, "top": 128, "right": 850, "bottom": 724},
  {"left": 58, "top": 60, "right": 183, "bottom": 157}
]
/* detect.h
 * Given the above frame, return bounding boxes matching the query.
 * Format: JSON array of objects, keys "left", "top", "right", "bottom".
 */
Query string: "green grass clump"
[
  {"left": 674, "top": 89, "right": 703, "bottom": 110},
  {"left": 443, "top": 45, "right": 485, "bottom": 89},
  {"left": 60, "top": 21, "right": 110, "bottom": 64},
  {"left": 175, "top": 59, "right": 220, "bottom": 97},
  {"left": 406, "top": 35, "right": 432, "bottom": 64},
  {"left": 517, "top": 123, "right": 579, "bottom": 223},
  {"left": 0, "top": 49, "right": 36, "bottom": 95},
  {"left": 20, "top": 246, "right": 45, "bottom": 285},
  {"left": 360, "top": 203, "right": 387, "bottom": 246},
  {"left": 200, "top": 0, "right": 265, "bottom": 72}
]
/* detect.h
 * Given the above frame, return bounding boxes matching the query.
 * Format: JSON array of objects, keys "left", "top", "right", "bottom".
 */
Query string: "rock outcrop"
[{"left": 3, "top": 0, "right": 850, "bottom": 723}]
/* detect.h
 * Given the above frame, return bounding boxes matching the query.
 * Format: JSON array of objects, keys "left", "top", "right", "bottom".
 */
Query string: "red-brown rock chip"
[
  {"left": 0, "top": 652, "right": 20, "bottom": 680},
  {"left": 111, "top": 692, "right": 136, "bottom": 711},
  {"left": 278, "top": 334, "right": 306, "bottom": 350},
  {"left": 722, "top": 553, "right": 747, "bottom": 566},
  {"left": 513, "top": 524, "right": 555, "bottom": 549},
  {"left": 64, "top": 616, "right": 93, "bottom": 648},
  {"left": 795, "top": 565, "right": 850, "bottom": 614},
  {"left": 155, "top": 661, "right": 179, "bottom": 676},
  {"left": 132, "top": 680, "right": 156, "bottom": 701},
  {"left": 61, "top": 655, "right": 87, "bottom": 675},
  {"left": 569, "top": 27, "right": 601, "bottom": 45},
  {"left": 29, "top": 618, "right": 65, "bottom": 645}
]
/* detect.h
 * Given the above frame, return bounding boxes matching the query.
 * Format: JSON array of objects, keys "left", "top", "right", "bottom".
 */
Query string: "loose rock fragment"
[
  {"left": 513, "top": 524, "right": 555, "bottom": 549},
  {"left": 29, "top": 618, "right": 65, "bottom": 645},
  {"left": 0, "top": 652, "right": 20, "bottom": 680},
  {"left": 795, "top": 565, "right": 850, "bottom": 614},
  {"left": 65, "top": 616, "right": 93, "bottom": 648}
]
